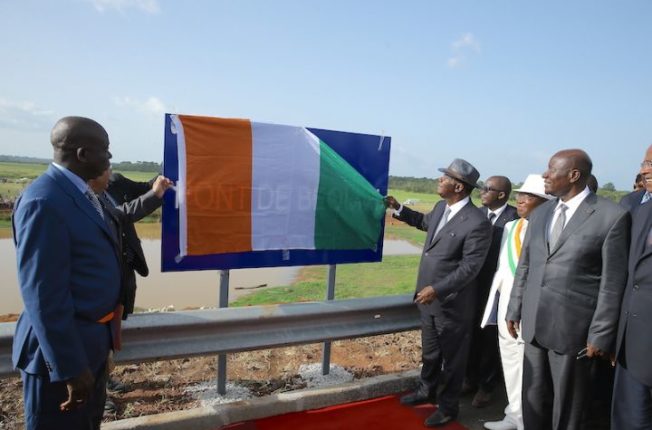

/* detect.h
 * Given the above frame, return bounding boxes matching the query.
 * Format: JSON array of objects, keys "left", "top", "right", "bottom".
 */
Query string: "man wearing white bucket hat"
[{"left": 481, "top": 175, "right": 553, "bottom": 430}]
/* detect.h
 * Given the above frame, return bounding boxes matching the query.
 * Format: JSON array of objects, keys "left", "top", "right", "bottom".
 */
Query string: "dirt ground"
[{"left": 0, "top": 331, "right": 422, "bottom": 429}]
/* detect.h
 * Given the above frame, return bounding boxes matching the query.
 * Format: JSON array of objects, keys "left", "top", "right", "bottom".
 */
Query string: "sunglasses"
[{"left": 480, "top": 186, "right": 505, "bottom": 193}]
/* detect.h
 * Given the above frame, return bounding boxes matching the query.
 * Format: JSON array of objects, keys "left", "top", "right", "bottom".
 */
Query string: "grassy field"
[{"left": 231, "top": 254, "right": 419, "bottom": 307}]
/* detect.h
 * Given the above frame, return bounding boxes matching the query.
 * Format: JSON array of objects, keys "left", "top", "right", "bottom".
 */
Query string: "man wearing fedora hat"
[
  {"left": 385, "top": 158, "right": 492, "bottom": 427},
  {"left": 480, "top": 174, "right": 553, "bottom": 430}
]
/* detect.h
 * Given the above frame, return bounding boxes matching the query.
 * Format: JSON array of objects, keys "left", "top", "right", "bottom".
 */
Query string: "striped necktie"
[
  {"left": 85, "top": 190, "right": 104, "bottom": 220},
  {"left": 641, "top": 192, "right": 652, "bottom": 205}
]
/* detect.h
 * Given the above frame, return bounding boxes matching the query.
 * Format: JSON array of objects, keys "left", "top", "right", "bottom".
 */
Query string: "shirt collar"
[
  {"left": 446, "top": 196, "right": 470, "bottom": 218},
  {"left": 488, "top": 203, "right": 508, "bottom": 219},
  {"left": 52, "top": 162, "right": 91, "bottom": 195},
  {"left": 556, "top": 186, "right": 591, "bottom": 212}
]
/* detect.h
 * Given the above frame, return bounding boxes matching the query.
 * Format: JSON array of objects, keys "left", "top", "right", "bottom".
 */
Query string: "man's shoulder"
[{"left": 592, "top": 194, "right": 628, "bottom": 218}]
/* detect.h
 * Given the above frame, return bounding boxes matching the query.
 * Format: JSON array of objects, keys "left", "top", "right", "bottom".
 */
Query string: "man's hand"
[
  {"left": 152, "top": 176, "right": 174, "bottom": 198},
  {"left": 60, "top": 368, "right": 95, "bottom": 411},
  {"left": 586, "top": 342, "right": 605, "bottom": 359},
  {"left": 414, "top": 286, "right": 437, "bottom": 305},
  {"left": 384, "top": 196, "right": 400, "bottom": 210},
  {"left": 507, "top": 320, "right": 520, "bottom": 339}
]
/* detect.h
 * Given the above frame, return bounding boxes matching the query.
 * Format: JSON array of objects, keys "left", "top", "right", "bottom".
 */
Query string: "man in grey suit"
[
  {"left": 612, "top": 145, "right": 652, "bottom": 430},
  {"left": 506, "top": 149, "right": 630, "bottom": 430},
  {"left": 385, "top": 159, "right": 492, "bottom": 427}
]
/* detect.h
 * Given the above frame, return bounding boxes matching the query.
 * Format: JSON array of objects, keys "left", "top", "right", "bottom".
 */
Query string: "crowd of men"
[
  {"left": 386, "top": 149, "right": 652, "bottom": 429},
  {"left": 9, "top": 115, "right": 652, "bottom": 430}
]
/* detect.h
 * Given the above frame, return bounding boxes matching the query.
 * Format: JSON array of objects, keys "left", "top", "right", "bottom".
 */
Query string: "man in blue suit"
[{"left": 12, "top": 116, "right": 120, "bottom": 429}]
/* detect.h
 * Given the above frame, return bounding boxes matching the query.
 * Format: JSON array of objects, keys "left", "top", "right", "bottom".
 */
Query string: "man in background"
[
  {"left": 620, "top": 173, "right": 648, "bottom": 213},
  {"left": 465, "top": 175, "right": 518, "bottom": 408}
]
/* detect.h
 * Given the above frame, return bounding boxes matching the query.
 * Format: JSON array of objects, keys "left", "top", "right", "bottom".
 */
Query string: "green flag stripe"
[{"left": 314, "top": 139, "right": 385, "bottom": 250}]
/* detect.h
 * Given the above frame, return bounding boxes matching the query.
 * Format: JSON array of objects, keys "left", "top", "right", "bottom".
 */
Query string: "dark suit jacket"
[
  {"left": 106, "top": 173, "right": 161, "bottom": 317},
  {"left": 12, "top": 165, "right": 121, "bottom": 381},
  {"left": 619, "top": 189, "right": 646, "bottom": 214},
  {"left": 476, "top": 205, "right": 519, "bottom": 310},
  {"left": 616, "top": 200, "right": 652, "bottom": 385},
  {"left": 395, "top": 200, "right": 492, "bottom": 320},
  {"left": 507, "top": 193, "right": 630, "bottom": 355}
]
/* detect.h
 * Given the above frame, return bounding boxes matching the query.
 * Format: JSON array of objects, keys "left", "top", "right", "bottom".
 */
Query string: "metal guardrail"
[{"left": 0, "top": 294, "right": 420, "bottom": 378}]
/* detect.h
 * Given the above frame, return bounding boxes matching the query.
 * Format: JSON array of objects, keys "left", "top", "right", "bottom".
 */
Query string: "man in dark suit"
[
  {"left": 466, "top": 176, "right": 519, "bottom": 408},
  {"left": 620, "top": 179, "right": 648, "bottom": 213},
  {"left": 12, "top": 116, "right": 120, "bottom": 429},
  {"left": 385, "top": 159, "right": 492, "bottom": 427},
  {"left": 506, "top": 149, "right": 630, "bottom": 430},
  {"left": 612, "top": 145, "right": 652, "bottom": 430}
]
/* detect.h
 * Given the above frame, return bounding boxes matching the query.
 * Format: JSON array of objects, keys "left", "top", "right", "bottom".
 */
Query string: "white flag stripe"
[{"left": 251, "top": 122, "right": 320, "bottom": 251}]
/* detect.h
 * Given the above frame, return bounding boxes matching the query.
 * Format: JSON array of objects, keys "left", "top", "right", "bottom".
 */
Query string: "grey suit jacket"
[
  {"left": 395, "top": 200, "right": 492, "bottom": 319},
  {"left": 619, "top": 189, "right": 646, "bottom": 214},
  {"left": 506, "top": 193, "right": 630, "bottom": 355},
  {"left": 616, "top": 200, "right": 652, "bottom": 385}
]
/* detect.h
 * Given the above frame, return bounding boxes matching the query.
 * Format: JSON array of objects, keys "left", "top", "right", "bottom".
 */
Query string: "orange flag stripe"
[{"left": 179, "top": 115, "right": 253, "bottom": 255}]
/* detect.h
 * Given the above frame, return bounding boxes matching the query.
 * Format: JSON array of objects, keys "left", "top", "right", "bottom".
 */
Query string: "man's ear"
[
  {"left": 76, "top": 147, "right": 87, "bottom": 163},
  {"left": 569, "top": 169, "right": 581, "bottom": 184},
  {"left": 498, "top": 191, "right": 506, "bottom": 200},
  {"left": 455, "top": 182, "right": 464, "bottom": 193}
]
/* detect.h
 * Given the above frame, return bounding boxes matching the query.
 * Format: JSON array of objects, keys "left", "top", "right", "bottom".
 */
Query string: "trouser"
[
  {"left": 497, "top": 311, "right": 524, "bottom": 430},
  {"left": 522, "top": 340, "right": 592, "bottom": 430},
  {"left": 612, "top": 361, "right": 652, "bottom": 430},
  {"left": 419, "top": 311, "right": 473, "bottom": 416},
  {"left": 21, "top": 363, "right": 108, "bottom": 430},
  {"left": 466, "top": 323, "right": 502, "bottom": 392}
]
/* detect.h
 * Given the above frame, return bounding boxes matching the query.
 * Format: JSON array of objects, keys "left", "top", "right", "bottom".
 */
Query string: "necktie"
[
  {"left": 641, "top": 192, "right": 652, "bottom": 205},
  {"left": 86, "top": 190, "right": 104, "bottom": 220},
  {"left": 488, "top": 212, "right": 496, "bottom": 224},
  {"left": 433, "top": 206, "right": 451, "bottom": 240},
  {"left": 549, "top": 203, "right": 568, "bottom": 249}
]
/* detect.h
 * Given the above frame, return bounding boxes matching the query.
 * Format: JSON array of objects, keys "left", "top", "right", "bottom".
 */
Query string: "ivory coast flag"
[{"left": 171, "top": 114, "right": 385, "bottom": 258}]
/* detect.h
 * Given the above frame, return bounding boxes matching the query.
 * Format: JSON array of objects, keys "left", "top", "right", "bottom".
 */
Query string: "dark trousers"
[
  {"left": 466, "top": 323, "right": 501, "bottom": 392},
  {"left": 612, "top": 362, "right": 652, "bottom": 430},
  {"left": 522, "top": 340, "right": 592, "bottom": 430},
  {"left": 21, "top": 363, "right": 108, "bottom": 430},
  {"left": 419, "top": 311, "right": 472, "bottom": 416}
]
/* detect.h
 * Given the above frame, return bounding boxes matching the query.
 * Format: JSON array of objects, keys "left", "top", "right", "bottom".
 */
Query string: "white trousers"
[{"left": 497, "top": 291, "right": 525, "bottom": 430}]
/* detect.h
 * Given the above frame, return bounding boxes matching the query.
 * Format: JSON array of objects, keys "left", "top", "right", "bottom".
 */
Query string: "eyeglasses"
[
  {"left": 641, "top": 160, "right": 652, "bottom": 169},
  {"left": 480, "top": 186, "right": 505, "bottom": 193}
]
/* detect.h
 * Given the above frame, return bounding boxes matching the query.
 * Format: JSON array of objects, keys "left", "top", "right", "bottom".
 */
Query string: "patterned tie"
[
  {"left": 488, "top": 212, "right": 496, "bottom": 225},
  {"left": 86, "top": 190, "right": 104, "bottom": 220},
  {"left": 549, "top": 203, "right": 568, "bottom": 249},
  {"left": 433, "top": 206, "right": 451, "bottom": 240},
  {"left": 641, "top": 192, "right": 652, "bottom": 205}
]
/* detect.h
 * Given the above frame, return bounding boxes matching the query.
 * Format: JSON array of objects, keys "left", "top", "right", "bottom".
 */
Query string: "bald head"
[
  {"left": 543, "top": 149, "right": 593, "bottom": 200},
  {"left": 50, "top": 116, "right": 112, "bottom": 181}
]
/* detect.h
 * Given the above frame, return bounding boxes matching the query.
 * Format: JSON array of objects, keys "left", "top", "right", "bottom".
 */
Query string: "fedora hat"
[
  {"left": 438, "top": 158, "right": 481, "bottom": 189},
  {"left": 514, "top": 174, "right": 554, "bottom": 200}
]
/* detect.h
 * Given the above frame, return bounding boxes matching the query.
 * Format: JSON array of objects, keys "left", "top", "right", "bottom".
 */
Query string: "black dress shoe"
[
  {"left": 399, "top": 391, "right": 436, "bottom": 406},
  {"left": 424, "top": 409, "right": 457, "bottom": 427}
]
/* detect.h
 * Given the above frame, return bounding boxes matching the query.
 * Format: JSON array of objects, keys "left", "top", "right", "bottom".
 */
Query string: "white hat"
[{"left": 514, "top": 174, "right": 554, "bottom": 200}]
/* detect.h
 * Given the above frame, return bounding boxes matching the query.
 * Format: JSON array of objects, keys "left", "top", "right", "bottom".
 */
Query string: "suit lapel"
[
  {"left": 424, "top": 202, "right": 446, "bottom": 246},
  {"left": 538, "top": 200, "right": 556, "bottom": 254},
  {"left": 548, "top": 194, "right": 596, "bottom": 257},
  {"left": 46, "top": 166, "right": 116, "bottom": 245},
  {"left": 427, "top": 201, "right": 470, "bottom": 250}
]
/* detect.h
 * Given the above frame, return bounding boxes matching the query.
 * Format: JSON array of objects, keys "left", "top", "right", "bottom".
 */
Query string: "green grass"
[
  {"left": 231, "top": 254, "right": 419, "bottom": 307},
  {"left": 0, "top": 162, "right": 49, "bottom": 179}
]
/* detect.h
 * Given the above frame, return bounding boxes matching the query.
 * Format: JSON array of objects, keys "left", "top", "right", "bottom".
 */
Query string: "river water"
[{"left": 0, "top": 228, "right": 420, "bottom": 314}]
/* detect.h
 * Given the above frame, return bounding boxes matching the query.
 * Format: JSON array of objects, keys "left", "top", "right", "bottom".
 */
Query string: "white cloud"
[
  {"left": 90, "top": 0, "right": 160, "bottom": 14},
  {"left": 0, "top": 99, "right": 55, "bottom": 131},
  {"left": 447, "top": 32, "right": 480, "bottom": 69},
  {"left": 114, "top": 96, "right": 167, "bottom": 116}
]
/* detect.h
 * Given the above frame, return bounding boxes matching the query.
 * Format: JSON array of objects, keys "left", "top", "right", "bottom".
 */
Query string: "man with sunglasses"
[
  {"left": 385, "top": 159, "right": 492, "bottom": 427},
  {"left": 465, "top": 176, "right": 518, "bottom": 408}
]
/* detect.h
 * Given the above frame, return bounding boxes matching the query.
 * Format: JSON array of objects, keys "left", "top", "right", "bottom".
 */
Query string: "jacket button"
[
  {"left": 632, "top": 313, "right": 638, "bottom": 317},
  {"left": 634, "top": 284, "right": 640, "bottom": 291},
  {"left": 425, "top": 252, "right": 429, "bottom": 256}
]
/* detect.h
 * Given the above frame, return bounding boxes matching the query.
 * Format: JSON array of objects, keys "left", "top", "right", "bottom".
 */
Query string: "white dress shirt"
[{"left": 487, "top": 203, "right": 508, "bottom": 225}]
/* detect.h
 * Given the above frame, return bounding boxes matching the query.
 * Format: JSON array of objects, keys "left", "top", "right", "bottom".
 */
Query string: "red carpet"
[{"left": 222, "top": 394, "right": 468, "bottom": 430}]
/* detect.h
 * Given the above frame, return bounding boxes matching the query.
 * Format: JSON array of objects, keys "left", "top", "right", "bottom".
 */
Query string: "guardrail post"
[
  {"left": 217, "top": 269, "right": 230, "bottom": 394},
  {"left": 322, "top": 264, "right": 336, "bottom": 375}
]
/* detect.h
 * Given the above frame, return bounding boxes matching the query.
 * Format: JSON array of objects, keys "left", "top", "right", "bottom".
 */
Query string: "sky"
[{"left": 1, "top": 0, "right": 651, "bottom": 190}]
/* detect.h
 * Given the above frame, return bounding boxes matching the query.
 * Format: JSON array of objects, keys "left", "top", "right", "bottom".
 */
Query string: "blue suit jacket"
[{"left": 12, "top": 165, "right": 121, "bottom": 382}]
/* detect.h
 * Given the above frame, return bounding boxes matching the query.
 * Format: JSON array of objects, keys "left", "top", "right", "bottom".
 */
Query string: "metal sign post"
[
  {"left": 217, "top": 269, "right": 230, "bottom": 394},
  {"left": 322, "top": 264, "right": 337, "bottom": 375}
]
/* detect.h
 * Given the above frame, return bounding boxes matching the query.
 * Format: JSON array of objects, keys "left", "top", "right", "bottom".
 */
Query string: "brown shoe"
[{"left": 471, "top": 389, "right": 493, "bottom": 408}]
